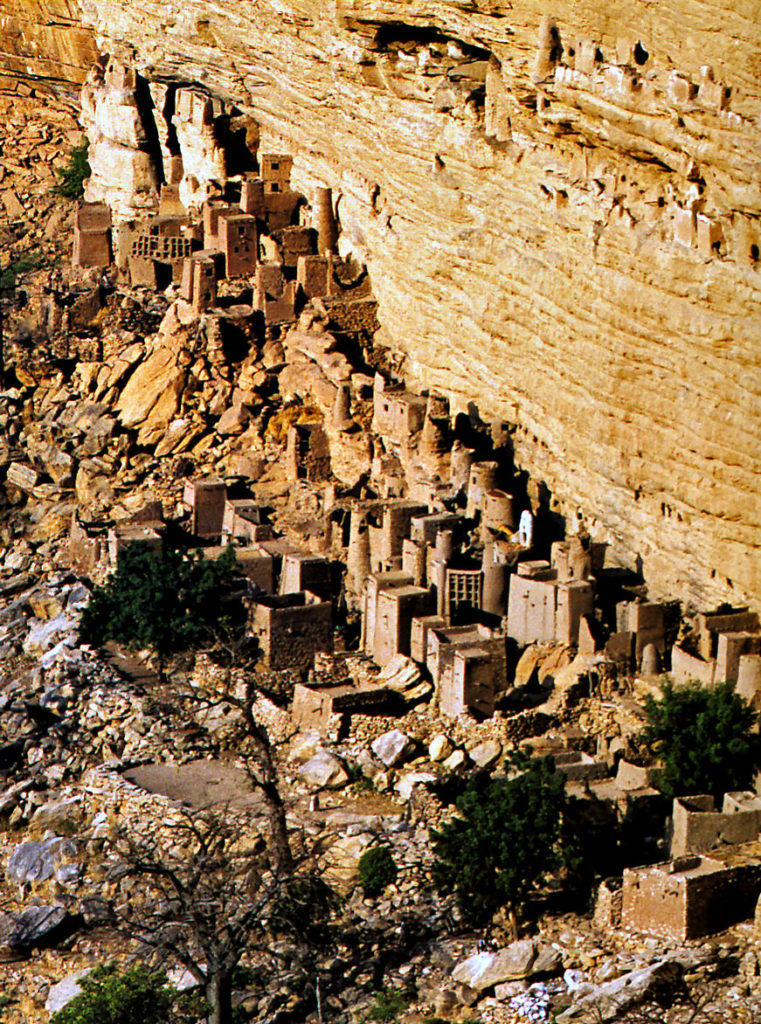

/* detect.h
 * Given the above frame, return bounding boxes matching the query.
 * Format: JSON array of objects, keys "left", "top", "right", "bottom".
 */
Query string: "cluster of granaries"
[
  {"left": 69, "top": 361, "right": 761, "bottom": 723},
  {"left": 73, "top": 148, "right": 345, "bottom": 322},
  {"left": 70, "top": 419, "right": 761, "bottom": 724},
  {"left": 67, "top": 467, "right": 761, "bottom": 943}
]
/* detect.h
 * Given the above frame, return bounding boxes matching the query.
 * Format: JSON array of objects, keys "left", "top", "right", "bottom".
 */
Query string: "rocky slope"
[{"left": 1, "top": 1, "right": 760, "bottom": 611}]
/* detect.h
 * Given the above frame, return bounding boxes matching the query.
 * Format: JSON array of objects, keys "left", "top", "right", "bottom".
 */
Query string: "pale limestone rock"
[
  {"left": 321, "top": 832, "right": 374, "bottom": 891},
  {"left": 5, "top": 1, "right": 761, "bottom": 609},
  {"left": 46, "top": 972, "right": 89, "bottom": 1015},
  {"left": 396, "top": 770, "right": 437, "bottom": 801},
  {"left": 378, "top": 654, "right": 432, "bottom": 703},
  {"left": 81, "top": 68, "right": 160, "bottom": 219},
  {"left": 371, "top": 728, "right": 414, "bottom": 768},
  {"left": 469, "top": 738, "right": 502, "bottom": 769},
  {"left": 289, "top": 730, "right": 324, "bottom": 764},
  {"left": 557, "top": 959, "right": 683, "bottom": 1022},
  {"left": 453, "top": 941, "right": 561, "bottom": 994},
  {"left": 442, "top": 749, "right": 468, "bottom": 772},
  {"left": 428, "top": 733, "right": 453, "bottom": 762},
  {"left": 298, "top": 750, "right": 349, "bottom": 790},
  {"left": 116, "top": 346, "right": 186, "bottom": 431}
]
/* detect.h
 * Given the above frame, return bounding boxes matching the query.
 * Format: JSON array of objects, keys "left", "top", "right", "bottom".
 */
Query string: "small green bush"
[
  {"left": 0, "top": 251, "right": 48, "bottom": 295},
  {"left": 54, "top": 140, "right": 91, "bottom": 200},
  {"left": 50, "top": 963, "right": 175, "bottom": 1024},
  {"left": 358, "top": 845, "right": 397, "bottom": 898},
  {"left": 346, "top": 761, "right": 375, "bottom": 795},
  {"left": 366, "top": 987, "right": 410, "bottom": 1023}
]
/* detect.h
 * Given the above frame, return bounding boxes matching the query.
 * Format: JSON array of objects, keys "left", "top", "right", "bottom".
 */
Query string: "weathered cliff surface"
[
  {"left": 0, "top": 1, "right": 96, "bottom": 92},
  {"left": 3, "top": 1, "right": 761, "bottom": 610}
]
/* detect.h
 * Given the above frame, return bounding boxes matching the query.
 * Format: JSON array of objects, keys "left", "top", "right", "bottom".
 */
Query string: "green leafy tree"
[
  {"left": 50, "top": 963, "right": 175, "bottom": 1024},
  {"left": 79, "top": 542, "right": 242, "bottom": 678},
  {"left": 54, "top": 140, "right": 91, "bottom": 200},
  {"left": 430, "top": 753, "right": 573, "bottom": 933},
  {"left": 358, "top": 846, "right": 397, "bottom": 898},
  {"left": 639, "top": 680, "right": 759, "bottom": 800}
]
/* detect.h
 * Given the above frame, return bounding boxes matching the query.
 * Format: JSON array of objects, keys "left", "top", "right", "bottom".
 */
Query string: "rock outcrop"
[
  {"left": 0, "top": 1, "right": 96, "bottom": 91},
  {"left": 2, "top": 1, "right": 761, "bottom": 610}
]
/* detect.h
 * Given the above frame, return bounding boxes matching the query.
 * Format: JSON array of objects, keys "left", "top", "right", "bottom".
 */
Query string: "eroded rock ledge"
[{"left": 4, "top": 1, "right": 761, "bottom": 609}]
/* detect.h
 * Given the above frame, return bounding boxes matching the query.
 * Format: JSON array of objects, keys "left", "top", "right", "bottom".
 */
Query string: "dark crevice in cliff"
[
  {"left": 135, "top": 73, "right": 166, "bottom": 186},
  {"left": 373, "top": 22, "right": 489, "bottom": 61}
]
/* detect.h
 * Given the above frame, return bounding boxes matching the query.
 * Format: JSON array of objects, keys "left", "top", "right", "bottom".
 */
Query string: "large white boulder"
[
  {"left": 371, "top": 729, "right": 414, "bottom": 768},
  {"left": 298, "top": 750, "right": 349, "bottom": 790}
]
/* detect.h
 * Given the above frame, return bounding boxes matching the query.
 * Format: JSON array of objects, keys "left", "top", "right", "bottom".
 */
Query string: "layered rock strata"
[
  {"left": 0, "top": 1, "right": 96, "bottom": 93},
  {"left": 4, "top": 1, "right": 761, "bottom": 610}
]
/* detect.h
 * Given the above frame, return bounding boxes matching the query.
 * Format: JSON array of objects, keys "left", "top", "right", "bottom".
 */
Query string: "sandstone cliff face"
[
  {"left": 4, "top": 1, "right": 761, "bottom": 610},
  {"left": 0, "top": 1, "right": 96, "bottom": 92}
]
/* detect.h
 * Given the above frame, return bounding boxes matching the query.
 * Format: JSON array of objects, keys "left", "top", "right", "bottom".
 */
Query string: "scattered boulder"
[
  {"left": 298, "top": 750, "right": 349, "bottom": 790},
  {"left": 0, "top": 779, "right": 33, "bottom": 816},
  {"left": 532, "top": 944, "right": 564, "bottom": 975},
  {"left": 356, "top": 747, "right": 386, "bottom": 784},
  {"left": 428, "top": 733, "right": 453, "bottom": 762},
  {"left": 396, "top": 770, "right": 438, "bottom": 801},
  {"left": 514, "top": 644, "right": 553, "bottom": 687},
  {"left": 378, "top": 655, "right": 433, "bottom": 704},
  {"left": 6, "top": 834, "right": 79, "bottom": 886},
  {"left": 22, "top": 613, "right": 78, "bottom": 657},
  {"left": 371, "top": 728, "right": 414, "bottom": 768},
  {"left": 452, "top": 939, "right": 562, "bottom": 994},
  {"left": 46, "top": 972, "right": 90, "bottom": 1014},
  {"left": 289, "top": 731, "right": 323, "bottom": 764},
  {"left": 469, "top": 739, "right": 502, "bottom": 769},
  {"left": 321, "top": 832, "right": 374, "bottom": 890},
  {"left": 30, "top": 796, "right": 83, "bottom": 830},
  {"left": 442, "top": 749, "right": 467, "bottom": 772},
  {"left": 217, "top": 403, "right": 251, "bottom": 436},
  {"left": 0, "top": 904, "right": 69, "bottom": 951},
  {"left": 557, "top": 958, "right": 683, "bottom": 1022}
]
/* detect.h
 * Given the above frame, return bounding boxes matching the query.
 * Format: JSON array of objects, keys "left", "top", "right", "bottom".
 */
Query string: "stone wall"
[{"left": 6, "top": 1, "right": 761, "bottom": 611}]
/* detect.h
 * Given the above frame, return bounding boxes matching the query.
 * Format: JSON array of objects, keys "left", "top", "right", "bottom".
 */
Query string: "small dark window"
[
  {"left": 751, "top": 244, "right": 759, "bottom": 262},
  {"left": 633, "top": 42, "right": 649, "bottom": 66},
  {"left": 272, "top": 161, "right": 279, "bottom": 170}
]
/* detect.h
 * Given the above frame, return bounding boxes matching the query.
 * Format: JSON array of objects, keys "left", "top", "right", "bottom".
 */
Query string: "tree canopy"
[
  {"left": 639, "top": 680, "right": 760, "bottom": 800},
  {"left": 79, "top": 542, "right": 242, "bottom": 672},
  {"left": 430, "top": 753, "right": 574, "bottom": 930}
]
